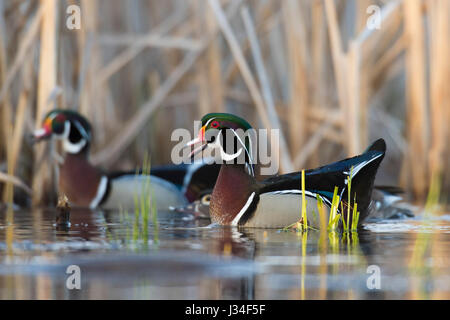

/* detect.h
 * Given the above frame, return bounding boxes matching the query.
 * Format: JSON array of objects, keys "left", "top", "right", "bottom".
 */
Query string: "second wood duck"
[
  {"left": 187, "top": 113, "right": 387, "bottom": 229},
  {"left": 33, "top": 110, "right": 187, "bottom": 210}
]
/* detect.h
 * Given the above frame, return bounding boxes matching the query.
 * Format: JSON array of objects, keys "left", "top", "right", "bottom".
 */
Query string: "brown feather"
[
  {"left": 59, "top": 154, "right": 102, "bottom": 207},
  {"left": 209, "top": 164, "right": 256, "bottom": 224}
]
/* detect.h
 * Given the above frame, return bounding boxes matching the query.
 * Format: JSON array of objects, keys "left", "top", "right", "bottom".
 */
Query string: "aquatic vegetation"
[
  {"left": 283, "top": 167, "right": 365, "bottom": 235},
  {"left": 327, "top": 187, "right": 341, "bottom": 232},
  {"left": 300, "top": 231, "right": 307, "bottom": 300},
  {"left": 115, "top": 154, "right": 159, "bottom": 250},
  {"left": 301, "top": 170, "right": 308, "bottom": 231},
  {"left": 409, "top": 171, "right": 442, "bottom": 271}
]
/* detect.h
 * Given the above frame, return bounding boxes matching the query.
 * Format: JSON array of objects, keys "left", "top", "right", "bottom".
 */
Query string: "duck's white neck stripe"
[
  {"left": 231, "top": 192, "right": 256, "bottom": 226},
  {"left": 89, "top": 176, "right": 108, "bottom": 209}
]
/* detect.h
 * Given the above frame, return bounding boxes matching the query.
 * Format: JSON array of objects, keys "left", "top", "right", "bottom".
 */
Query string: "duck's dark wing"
[
  {"left": 152, "top": 162, "right": 221, "bottom": 202},
  {"left": 259, "top": 139, "right": 386, "bottom": 221},
  {"left": 150, "top": 164, "right": 190, "bottom": 186}
]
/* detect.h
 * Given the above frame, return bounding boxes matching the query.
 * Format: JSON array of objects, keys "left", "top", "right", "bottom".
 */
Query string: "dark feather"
[{"left": 259, "top": 139, "right": 386, "bottom": 221}]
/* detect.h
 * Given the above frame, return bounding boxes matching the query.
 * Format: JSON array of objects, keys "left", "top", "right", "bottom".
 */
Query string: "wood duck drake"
[
  {"left": 156, "top": 161, "right": 412, "bottom": 221},
  {"left": 187, "top": 113, "right": 387, "bottom": 229},
  {"left": 33, "top": 109, "right": 187, "bottom": 210}
]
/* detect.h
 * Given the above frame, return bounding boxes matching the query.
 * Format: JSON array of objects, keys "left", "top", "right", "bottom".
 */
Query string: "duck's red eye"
[
  {"left": 55, "top": 114, "right": 66, "bottom": 123},
  {"left": 211, "top": 121, "right": 219, "bottom": 128}
]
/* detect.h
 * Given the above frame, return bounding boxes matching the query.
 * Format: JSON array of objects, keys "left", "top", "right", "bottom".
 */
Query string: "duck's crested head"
[
  {"left": 187, "top": 113, "right": 255, "bottom": 175},
  {"left": 200, "top": 113, "right": 253, "bottom": 132},
  {"left": 33, "top": 109, "right": 92, "bottom": 154}
]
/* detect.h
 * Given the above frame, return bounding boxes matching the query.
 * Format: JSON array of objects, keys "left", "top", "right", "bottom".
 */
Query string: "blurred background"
[{"left": 0, "top": 0, "right": 448, "bottom": 207}]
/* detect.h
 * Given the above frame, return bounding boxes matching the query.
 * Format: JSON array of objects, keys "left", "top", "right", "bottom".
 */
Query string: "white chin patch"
[
  {"left": 211, "top": 130, "right": 243, "bottom": 161},
  {"left": 58, "top": 121, "right": 87, "bottom": 154},
  {"left": 64, "top": 138, "right": 87, "bottom": 154}
]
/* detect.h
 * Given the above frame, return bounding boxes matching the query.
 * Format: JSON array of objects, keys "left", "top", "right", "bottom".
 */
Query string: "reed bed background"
[{"left": 0, "top": 0, "right": 448, "bottom": 208}]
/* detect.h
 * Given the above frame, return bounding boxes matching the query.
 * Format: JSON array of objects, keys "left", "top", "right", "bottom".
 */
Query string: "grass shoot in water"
[
  {"left": 301, "top": 169, "right": 308, "bottom": 231},
  {"left": 328, "top": 187, "right": 341, "bottom": 231},
  {"left": 410, "top": 170, "right": 442, "bottom": 271},
  {"left": 120, "top": 154, "right": 159, "bottom": 250}
]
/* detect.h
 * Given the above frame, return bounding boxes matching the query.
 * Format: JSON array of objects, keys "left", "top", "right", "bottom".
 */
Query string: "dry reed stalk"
[
  {"left": 0, "top": 0, "right": 13, "bottom": 203},
  {"left": 371, "top": 33, "right": 406, "bottom": 81},
  {"left": 428, "top": 0, "right": 449, "bottom": 180},
  {"left": 308, "top": 121, "right": 342, "bottom": 144},
  {"left": 98, "top": 34, "right": 202, "bottom": 50},
  {"left": 324, "top": 0, "right": 347, "bottom": 111},
  {"left": 404, "top": 0, "right": 429, "bottom": 201},
  {"left": 209, "top": 0, "right": 293, "bottom": 173},
  {"left": 0, "top": 171, "right": 32, "bottom": 195},
  {"left": 282, "top": 0, "right": 309, "bottom": 165},
  {"left": 241, "top": 5, "right": 293, "bottom": 174},
  {"left": 361, "top": 1, "right": 403, "bottom": 142},
  {"left": 346, "top": 40, "right": 362, "bottom": 155},
  {"left": 10, "top": 90, "right": 28, "bottom": 171},
  {"left": 32, "top": 0, "right": 58, "bottom": 205},
  {"left": 293, "top": 120, "right": 336, "bottom": 169},
  {"left": 204, "top": 2, "right": 224, "bottom": 113},
  {"left": 0, "top": 0, "right": 446, "bottom": 205},
  {"left": 91, "top": 49, "right": 203, "bottom": 166},
  {"left": 311, "top": 0, "right": 327, "bottom": 108},
  {"left": 356, "top": 0, "right": 371, "bottom": 33},
  {"left": 371, "top": 107, "right": 407, "bottom": 155},
  {"left": 324, "top": 0, "right": 403, "bottom": 156},
  {"left": 4, "top": 72, "right": 31, "bottom": 202},
  {"left": 308, "top": 107, "right": 341, "bottom": 125},
  {"left": 0, "top": 5, "right": 42, "bottom": 104},
  {"left": 79, "top": 0, "right": 105, "bottom": 144},
  {"left": 194, "top": 0, "right": 212, "bottom": 117},
  {"left": 96, "top": 11, "right": 185, "bottom": 85},
  {"left": 93, "top": 0, "right": 243, "bottom": 167}
]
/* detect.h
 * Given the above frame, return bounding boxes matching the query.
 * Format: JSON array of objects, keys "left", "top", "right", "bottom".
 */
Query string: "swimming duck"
[
  {"left": 161, "top": 160, "right": 412, "bottom": 221},
  {"left": 33, "top": 109, "right": 187, "bottom": 210},
  {"left": 187, "top": 113, "right": 386, "bottom": 229}
]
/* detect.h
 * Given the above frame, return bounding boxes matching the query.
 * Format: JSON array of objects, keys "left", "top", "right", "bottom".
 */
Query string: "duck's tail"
[
  {"left": 340, "top": 138, "right": 386, "bottom": 223},
  {"left": 301, "top": 138, "right": 386, "bottom": 225}
]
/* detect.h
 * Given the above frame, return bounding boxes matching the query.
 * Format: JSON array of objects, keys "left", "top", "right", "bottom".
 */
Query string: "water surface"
[{"left": 0, "top": 208, "right": 449, "bottom": 299}]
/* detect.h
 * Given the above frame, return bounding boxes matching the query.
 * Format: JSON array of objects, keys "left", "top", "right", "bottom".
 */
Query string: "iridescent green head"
[{"left": 188, "top": 113, "right": 255, "bottom": 175}]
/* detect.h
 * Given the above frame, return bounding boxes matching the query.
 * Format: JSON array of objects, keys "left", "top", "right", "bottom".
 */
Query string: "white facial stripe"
[
  {"left": 64, "top": 137, "right": 87, "bottom": 154},
  {"left": 89, "top": 176, "right": 108, "bottom": 209},
  {"left": 57, "top": 121, "right": 88, "bottom": 154},
  {"left": 211, "top": 130, "right": 243, "bottom": 161},
  {"left": 204, "top": 118, "right": 215, "bottom": 128},
  {"left": 231, "top": 129, "right": 254, "bottom": 176},
  {"left": 204, "top": 119, "right": 255, "bottom": 176},
  {"left": 231, "top": 192, "right": 256, "bottom": 226}
]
